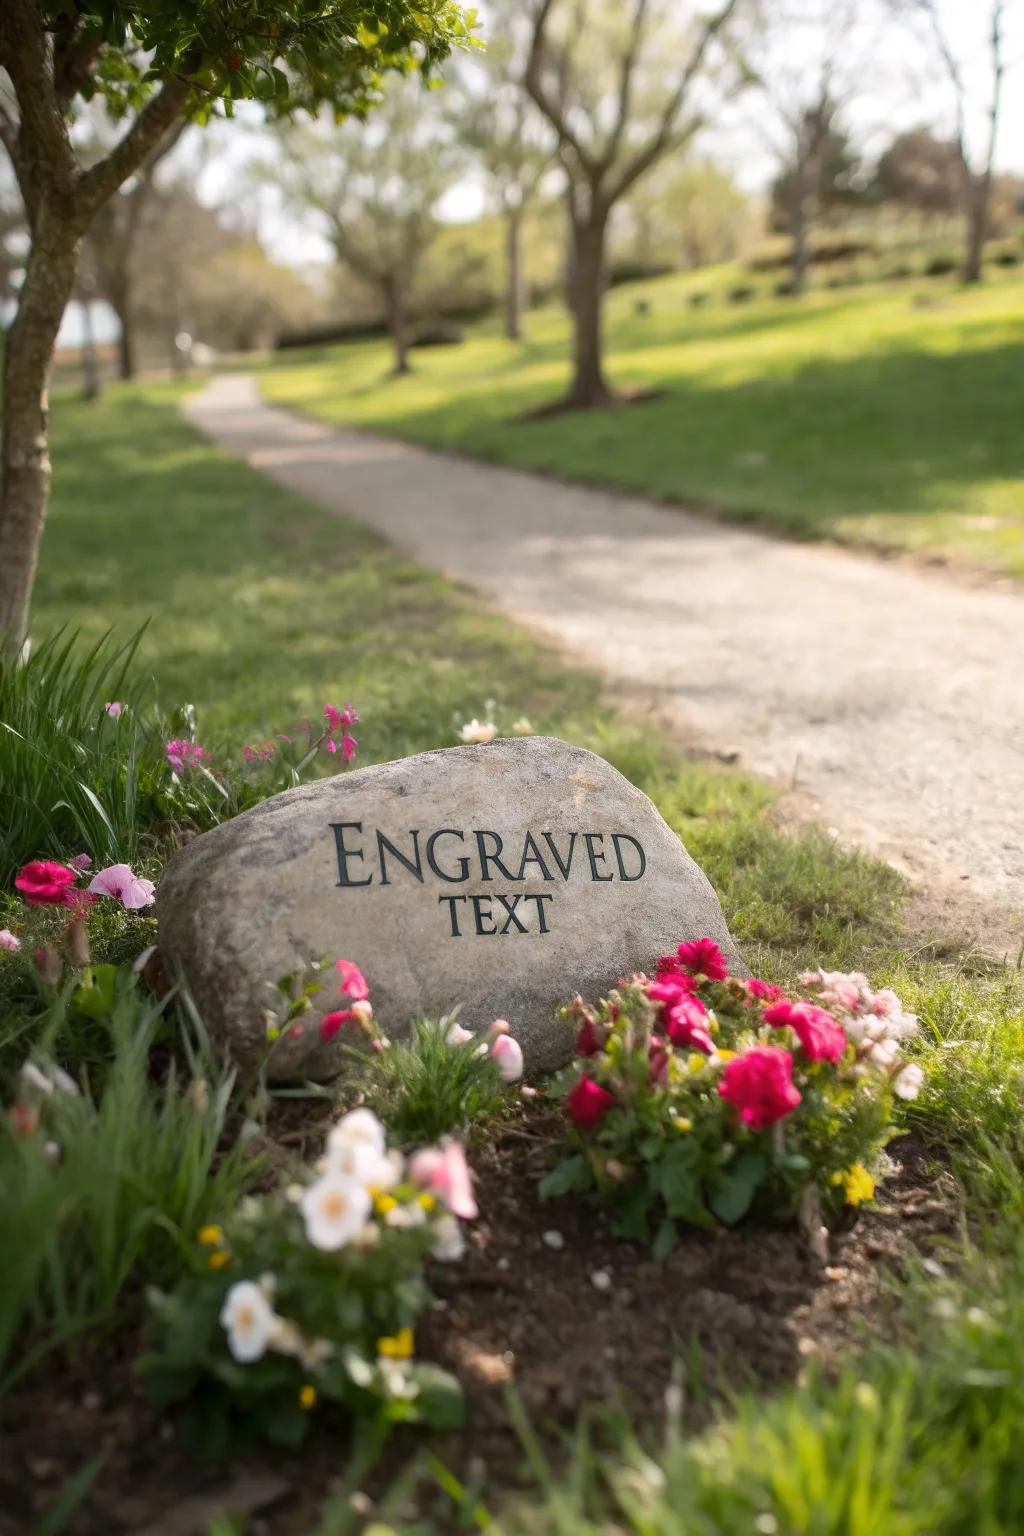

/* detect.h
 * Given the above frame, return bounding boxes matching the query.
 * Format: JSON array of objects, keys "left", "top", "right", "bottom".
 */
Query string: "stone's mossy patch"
[{"left": 157, "top": 737, "right": 744, "bottom": 1078}]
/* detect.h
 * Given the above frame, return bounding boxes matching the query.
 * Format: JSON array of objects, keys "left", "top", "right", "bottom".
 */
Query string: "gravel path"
[{"left": 187, "top": 375, "right": 1024, "bottom": 951}]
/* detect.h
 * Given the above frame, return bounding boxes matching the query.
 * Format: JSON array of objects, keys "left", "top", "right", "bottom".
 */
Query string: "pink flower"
[
  {"left": 409, "top": 1140, "right": 477, "bottom": 1220},
  {"left": 15, "top": 861, "right": 78, "bottom": 907},
  {"left": 746, "top": 977, "right": 785, "bottom": 1003},
  {"left": 674, "top": 938, "right": 729, "bottom": 980},
  {"left": 104, "top": 702, "right": 122, "bottom": 718},
  {"left": 718, "top": 1047, "right": 802, "bottom": 1131},
  {"left": 324, "top": 702, "right": 359, "bottom": 733},
  {"left": 165, "top": 740, "right": 210, "bottom": 773},
  {"left": 648, "top": 1040, "right": 669, "bottom": 1084},
  {"left": 488, "top": 1018, "right": 511, "bottom": 1037},
  {"left": 88, "top": 863, "right": 156, "bottom": 910},
  {"left": 566, "top": 1074, "right": 616, "bottom": 1130},
  {"left": 763, "top": 1000, "right": 846, "bottom": 1064},
  {"left": 0, "top": 929, "right": 21, "bottom": 952},
  {"left": 320, "top": 1010, "right": 351, "bottom": 1042},
  {"left": 335, "top": 959, "right": 369, "bottom": 1002},
  {"left": 242, "top": 741, "right": 276, "bottom": 763},
  {"left": 575, "top": 1017, "right": 603, "bottom": 1057},
  {"left": 645, "top": 975, "right": 714, "bottom": 1052},
  {"left": 341, "top": 732, "right": 358, "bottom": 762},
  {"left": 68, "top": 853, "right": 93, "bottom": 871},
  {"left": 491, "top": 1034, "right": 524, "bottom": 1082}
]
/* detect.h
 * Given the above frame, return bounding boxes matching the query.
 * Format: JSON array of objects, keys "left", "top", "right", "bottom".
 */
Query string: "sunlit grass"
[{"left": 260, "top": 270, "right": 1024, "bottom": 576}]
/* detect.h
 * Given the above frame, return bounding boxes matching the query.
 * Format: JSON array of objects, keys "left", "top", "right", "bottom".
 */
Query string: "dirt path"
[{"left": 187, "top": 375, "right": 1024, "bottom": 952}]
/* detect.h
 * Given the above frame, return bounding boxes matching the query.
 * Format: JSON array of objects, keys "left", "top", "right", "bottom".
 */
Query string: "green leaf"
[
  {"left": 539, "top": 1155, "right": 589, "bottom": 1200},
  {"left": 709, "top": 1151, "right": 768, "bottom": 1226},
  {"left": 413, "top": 1363, "right": 465, "bottom": 1429},
  {"left": 71, "top": 964, "right": 120, "bottom": 1021},
  {"left": 651, "top": 1217, "right": 678, "bottom": 1261}
]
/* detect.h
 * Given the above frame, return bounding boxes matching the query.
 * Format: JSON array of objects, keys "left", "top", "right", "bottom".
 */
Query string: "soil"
[{"left": 0, "top": 1111, "right": 959, "bottom": 1536}]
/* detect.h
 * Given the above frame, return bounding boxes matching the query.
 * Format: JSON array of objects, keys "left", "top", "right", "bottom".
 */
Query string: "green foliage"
[
  {"left": 354, "top": 1016, "right": 511, "bottom": 1148},
  {"left": 0, "top": 971, "right": 260, "bottom": 1393},
  {"left": 142, "top": 1114, "right": 464, "bottom": 1453},
  {"left": 543, "top": 968, "right": 904, "bottom": 1245},
  {"left": 49, "top": 1, "right": 480, "bottom": 123}
]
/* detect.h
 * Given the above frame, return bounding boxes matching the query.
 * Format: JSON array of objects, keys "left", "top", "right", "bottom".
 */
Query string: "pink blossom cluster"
[
  {"left": 166, "top": 739, "right": 211, "bottom": 773},
  {"left": 10, "top": 857, "right": 156, "bottom": 914},
  {"left": 323, "top": 703, "right": 358, "bottom": 762}
]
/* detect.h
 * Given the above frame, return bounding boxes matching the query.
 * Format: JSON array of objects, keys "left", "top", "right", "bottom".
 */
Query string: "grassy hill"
[{"left": 260, "top": 266, "right": 1024, "bottom": 577}]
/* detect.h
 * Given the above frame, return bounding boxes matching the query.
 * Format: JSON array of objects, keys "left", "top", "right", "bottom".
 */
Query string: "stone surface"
[{"left": 157, "top": 736, "right": 744, "bottom": 1078}]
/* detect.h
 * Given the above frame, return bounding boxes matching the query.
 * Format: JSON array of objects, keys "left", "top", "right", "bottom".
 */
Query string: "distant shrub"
[
  {"left": 924, "top": 253, "right": 957, "bottom": 277},
  {"left": 688, "top": 291, "right": 711, "bottom": 308},
  {"left": 884, "top": 262, "right": 915, "bottom": 281},
  {"left": 991, "top": 247, "right": 1022, "bottom": 268},
  {"left": 607, "top": 259, "right": 674, "bottom": 288},
  {"left": 774, "top": 278, "right": 799, "bottom": 297},
  {"left": 633, "top": 299, "right": 651, "bottom": 316},
  {"left": 409, "top": 322, "right": 464, "bottom": 349},
  {"left": 748, "top": 235, "right": 876, "bottom": 272},
  {"left": 728, "top": 284, "right": 756, "bottom": 303}
]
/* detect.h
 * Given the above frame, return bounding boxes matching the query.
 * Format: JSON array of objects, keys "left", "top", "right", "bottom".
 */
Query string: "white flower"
[
  {"left": 384, "top": 1201, "right": 428, "bottom": 1230},
  {"left": 301, "top": 1172, "right": 372, "bottom": 1250},
  {"left": 20, "top": 1060, "right": 78, "bottom": 1097},
  {"left": 458, "top": 718, "right": 497, "bottom": 745},
  {"left": 220, "top": 1280, "right": 279, "bottom": 1363},
  {"left": 331, "top": 1107, "right": 386, "bottom": 1155},
  {"left": 867, "top": 1037, "right": 900, "bottom": 1071},
  {"left": 431, "top": 1213, "right": 466, "bottom": 1261},
  {"left": 491, "top": 1034, "right": 524, "bottom": 1082},
  {"left": 512, "top": 717, "right": 534, "bottom": 736},
  {"left": 892, "top": 1063, "right": 924, "bottom": 1100},
  {"left": 445, "top": 1021, "right": 476, "bottom": 1047}
]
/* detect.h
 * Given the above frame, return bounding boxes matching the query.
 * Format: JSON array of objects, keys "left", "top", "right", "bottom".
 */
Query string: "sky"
[{"left": 55, "top": 0, "right": 1024, "bottom": 344}]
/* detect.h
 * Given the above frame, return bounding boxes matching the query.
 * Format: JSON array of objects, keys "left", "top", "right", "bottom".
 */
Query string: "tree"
[
  {"left": 913, "top": 0, "right": 1012, "bottom": 283},
  {"left": 275, "top": 81, "right": 464, "bottom": 376},
  {"left": 83, "top": 121, "right": 188, "bottom": 382},
  {"left": 873, "top": 127, "right": 962, "bottom": 220},
  {"left": 620, "top": 159, "right": 755, "bottom": 270},
  {"left": 771, "top": 106, "right": 866, "bottom": 287},
  {"left": 0, "top": 1, "right": 477, "bottom": 652},
  {"left": 452, "top": 21, "right": 554, "bottom": 340},
  {"left": 525, "top": 0, "right": 745, "bottom": 409}
]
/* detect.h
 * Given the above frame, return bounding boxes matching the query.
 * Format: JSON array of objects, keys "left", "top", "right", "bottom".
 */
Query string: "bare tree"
[
  {"left": 525, "top": 0, "right": 745, "bottom": 409},
  {"left": 276, "top": 83, "right": 463, "bottom": 376},
  {"left": 917, "top": 0, "right": 1009, "bottom": 282},
  {"left": 452, "top": 24, "right": 554, "bottom": 340},
  {"left": 83, "top": 121, "right": 188, "bottom": 381}
]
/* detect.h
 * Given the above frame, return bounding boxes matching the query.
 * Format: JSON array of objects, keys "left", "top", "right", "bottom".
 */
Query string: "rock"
[{"left": 157, "top": 736, "right": 744, "bottom": 1078}]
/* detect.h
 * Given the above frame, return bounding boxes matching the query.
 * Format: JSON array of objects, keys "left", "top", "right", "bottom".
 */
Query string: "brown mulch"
[{"left": 0, "top": 1114, "right": 959, "bottom": 1536}]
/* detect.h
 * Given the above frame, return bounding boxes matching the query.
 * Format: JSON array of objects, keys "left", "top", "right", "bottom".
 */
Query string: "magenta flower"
[
  {"left": 68, "top": 853, "right": 93, "bottom": 871},
  {"left": 104, "top": 701, "right": 123, "bottom": 719},
  {"left": 0, "top": 930, "right": 21, "bottom": 953},
  {"left": 242, "top": 741, "right": 276, "bottom": 763},
  {"left": 336, "top": 959, "right": 369, "bottom": 1001},
  {"left": 88, "top": 863, "right": 156, "bottom": 910},
  {"left": 15, "top": 861, "right": 79, "bottom": 907},
  {"left": 166, "top": 740, "right": 211, "bottom": 773}
]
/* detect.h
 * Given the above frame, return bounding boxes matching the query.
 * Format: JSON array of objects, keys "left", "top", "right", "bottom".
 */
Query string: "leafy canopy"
[{"left": 42, "top": 1, "right": 481, "bottom": 120}]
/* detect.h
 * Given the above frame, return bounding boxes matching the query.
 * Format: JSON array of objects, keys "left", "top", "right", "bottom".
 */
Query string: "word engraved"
[{"left": 330, "top": 822, "right": 648, "bottom": 938}]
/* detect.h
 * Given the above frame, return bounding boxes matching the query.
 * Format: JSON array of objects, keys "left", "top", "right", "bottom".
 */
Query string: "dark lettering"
[
  {"left": 584, "top": 832, "right": 614, "bottom": 882},
  {"left": 331, "top": 822, "right": 372, "bottom": 887},
  {"left": 439, "top": 894, "right": 468, "bottom": 937},
  {"left": 474, "top": 830, "right": 517, "bottom": 882},
  {"left": 542, "top": 831, "right": 577, "bottom": 880},
  {"left": 496, "top": 893, "right": 529, "bottom": 933},
  {"left": 612, "top": 833, "right": 647, "bottom": 882},
  {"left": 471, "top": 894, "right": 497, "bottom": 935},
  {"left": 426, "top": 828, "right": 471, "bottom": 882},
  {"left": 376, "top": 829, "right": 423, "bottom": 885},
  {"left": 516, "top": 831, "right": 554, "bottom": 882},
  {"left": 523, "top": 893, "right": 554, "bottom": 933}
]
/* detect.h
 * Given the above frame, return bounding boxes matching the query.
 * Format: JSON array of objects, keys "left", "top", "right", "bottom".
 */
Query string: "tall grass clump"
[
  {"left": 0, "top": 627, "right": 151, "bottom": 882},
  {"left": 0, "top": 974, "right": 260, "bottom": 1395}
]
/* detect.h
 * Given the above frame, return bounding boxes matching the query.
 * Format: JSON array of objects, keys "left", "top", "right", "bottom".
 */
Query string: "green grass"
[{"left": 259, "top": 269, "right": 1024, "bottom": 577}]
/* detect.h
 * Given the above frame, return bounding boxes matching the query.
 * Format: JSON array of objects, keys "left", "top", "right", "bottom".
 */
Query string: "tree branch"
[
  {"left": 601, "top": 0, "right": 651, "bottom": 172},
  {"left": 0, "top": 0, "right": 78, "bottom": 212},
  {"left": 524, "top": 0, "right": 598, "bottom": 179},
  {"left": 78, "top": 77, "right": 191, "bottom": 221}
]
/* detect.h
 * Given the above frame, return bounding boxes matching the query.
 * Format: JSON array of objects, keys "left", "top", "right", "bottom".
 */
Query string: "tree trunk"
[
  {"left": 505, "top": 207, "right": 525, "bottom": 342},
  {"left": 963, "top": 178, "right": 988, "bottom": 284},
  {"left": 567, "top": 213, "right": 613, "bottom": 409},
  {"left": 790, "top": 185, "right": 811, "bottom": 294},
  {"left": 388, "top": 284, "right": 411, "bottom": 375},
  {"left": 113, "top": 280, "right": 138, "bottom": 380},
  {"left": 80, "top": 296, "right": 101, "bottom": 401},
  {"left": 0, "top": 210, "right": 80, "bottom": 652}
]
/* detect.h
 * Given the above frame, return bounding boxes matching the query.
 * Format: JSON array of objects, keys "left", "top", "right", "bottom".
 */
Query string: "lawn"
[
  {"left": 259, "top": 269, "right": 1024, "bottom": 578},
  {"left": 2, "top": 382, "right": 1024, "bottom": 1533}
]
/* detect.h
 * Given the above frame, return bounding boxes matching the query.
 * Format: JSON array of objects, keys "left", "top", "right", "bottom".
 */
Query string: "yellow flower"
[
  {"left": 687, "top": 1053, "right": 706, "bottom": 1073},
  {"left": 673, "top": 1116, "right": 693, "bottom": 1133},
  {"left": 299, "top": 1384, "right": 317, "bottom": 1410},
  {"left": 416, "top": 1192, "right": 436, "bottom": 1211},
  {"left": 830, "top": 1171, "right": 844, "bottom": 1187},
  {"left": 198, "top": 1224, "right": 224, "bottom": 1246},
  {"left": 715, "top": 1049, "right": 737, "bottom": 1063},
  {"left": 207, "top": 1249, "right": 231, "bottom": 1270},
  {"left": 374, "top": 1193, "right": 398, "bottom": 1215},
  {"left": 843, "top": 1163, "right": 875, "bottom": 1206},
  {"left": 377, "top": 1327, "right": 414, "bottom": 1359}
]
